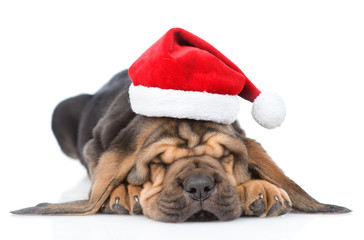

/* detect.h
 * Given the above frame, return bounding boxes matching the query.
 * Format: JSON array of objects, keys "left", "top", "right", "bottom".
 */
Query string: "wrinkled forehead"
[
  {"left": 165, "top": 155, "right": 223, "bottom": 172},
  {"left": 142, "top": 120, "right": 247, "bottom": 163}
]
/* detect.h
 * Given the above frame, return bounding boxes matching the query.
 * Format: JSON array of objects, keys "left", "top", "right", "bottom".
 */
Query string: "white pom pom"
[{"left": 251, "top": 92, "right": 286, "bottom": 129}]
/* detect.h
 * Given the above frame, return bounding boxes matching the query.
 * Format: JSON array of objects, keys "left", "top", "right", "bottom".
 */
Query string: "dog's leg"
[
  {"left": 127, "top": 185, "right": 143, "bottom": 215},
  {"left": 236, "top": 180, "right": 292, "bottom": 217},
  {"left": 101, "top": 184, "right": 130, "bottom": 214},
  {"left": 100, "top": 184, "right": 143, "bottom": 215},
  {"left": 243, "top": 138, "right": 350, "bottom": 213}
]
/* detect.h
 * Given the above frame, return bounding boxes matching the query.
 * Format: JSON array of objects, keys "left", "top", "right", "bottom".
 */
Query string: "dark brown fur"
[{"left": 12, "top": 70, "right": 350, "bottom": 221}]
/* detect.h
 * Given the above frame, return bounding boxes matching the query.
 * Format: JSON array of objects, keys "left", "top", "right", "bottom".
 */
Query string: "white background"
[{"left": 1, "top": 0, "right": 363, "bottom": 239}]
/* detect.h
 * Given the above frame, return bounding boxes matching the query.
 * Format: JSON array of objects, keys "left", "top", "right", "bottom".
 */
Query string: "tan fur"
[
  {"left": 108, "top": 184, "right": 129, "bottom": 210},
  {"left": 221, "top": 154, "right": 237, "bottom": 186},
  {"left": 178, "top": 122, "right": 200, "bottom": 148},
  {"left": 127, "top": 185, "right": 143, "bottom": 214},
  {"left": 236, "top": 179, "right": 291, "bottom": 217},
  {"left": 90, "top": 151, "right": 134, "bottom": 204},
  {"left": 140, "top": 164, "right": 166, "bottom": 206}
]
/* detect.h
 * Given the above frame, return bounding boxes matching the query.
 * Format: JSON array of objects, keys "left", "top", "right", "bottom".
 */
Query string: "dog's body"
[
  {"left": 52, "top": 70, "right": 135, "bottom": 172},
  {"left": 13, "top": 70, "right": 350, "bottom": 222}
]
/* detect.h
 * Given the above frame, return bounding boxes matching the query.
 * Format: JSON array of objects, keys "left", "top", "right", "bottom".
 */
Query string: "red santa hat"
[{"left": 128, "top": 28, "right": 285, "bottom": 129}]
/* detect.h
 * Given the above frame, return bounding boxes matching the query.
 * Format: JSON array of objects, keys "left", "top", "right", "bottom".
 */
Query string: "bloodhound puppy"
[{"left": 12, "top": 70, "right": 350, "bottom": 222}]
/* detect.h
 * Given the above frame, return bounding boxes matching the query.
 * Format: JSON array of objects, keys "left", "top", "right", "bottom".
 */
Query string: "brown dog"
[{"left": 12, "top": 70, "right": 350, "bottom": 222}]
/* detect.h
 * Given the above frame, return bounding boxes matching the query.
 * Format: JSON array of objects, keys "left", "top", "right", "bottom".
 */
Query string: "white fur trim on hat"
[
  {"left": 251, "top": 92, "right": 286, "bottom": 129},
  {"left": 129, "top": 84, "right": 240, "bottom": 124}
]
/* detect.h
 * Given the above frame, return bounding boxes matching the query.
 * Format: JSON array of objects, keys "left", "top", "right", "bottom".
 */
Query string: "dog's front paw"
[
  {"left": 236, "top": 180, "right": 291, "bottom": 217},
  {"left": 100, "top": 184, "right": 143, "bottom": 215}
]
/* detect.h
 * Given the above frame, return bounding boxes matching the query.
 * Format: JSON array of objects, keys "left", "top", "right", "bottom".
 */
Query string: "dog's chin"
[
  {"left": 157, "top": 207, "right": 224, "bottom": 223},
  {"left": 155, "top": 197, "right": 241, "bottom": 223},
  {"left": 186, "top": 210, "right": 219, "bottom": 222}
]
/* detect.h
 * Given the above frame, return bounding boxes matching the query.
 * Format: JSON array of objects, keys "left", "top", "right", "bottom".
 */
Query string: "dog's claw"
[
  {"left": 279, "top": 203, "right": 292, "bottom": 216},
  {"left": 132, "top": 202, "right": 143, "bottom": 215},
  {"left": 112, "top": 203, "right": 130, "bottom": 215},
  {"left": 249, "top": 199, "right": 265, "bottom": 216},
  {"left": 266, "top": 201, "right": 282, "bottom": 216}
]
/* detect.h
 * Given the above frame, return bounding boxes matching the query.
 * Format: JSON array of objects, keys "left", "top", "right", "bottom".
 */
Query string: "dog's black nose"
[{"left": 183, "top": 174, "right": 214, "bottom": 201}]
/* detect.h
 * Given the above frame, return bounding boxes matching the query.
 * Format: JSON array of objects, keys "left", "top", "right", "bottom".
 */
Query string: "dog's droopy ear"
[
  {"left": 11, "top": 200, "right": 93, "bottom": 215},
  {"left": 11, "top": 151, "right": 135, "bottom": 216},
  {"left": 244, "top": 138, "right": 351, "bottom": 213}
]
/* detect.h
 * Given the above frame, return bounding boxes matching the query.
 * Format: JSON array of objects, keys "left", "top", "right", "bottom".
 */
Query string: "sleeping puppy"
[{"left": 12, "top": 70, "right": 350, "bottom": 222}]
